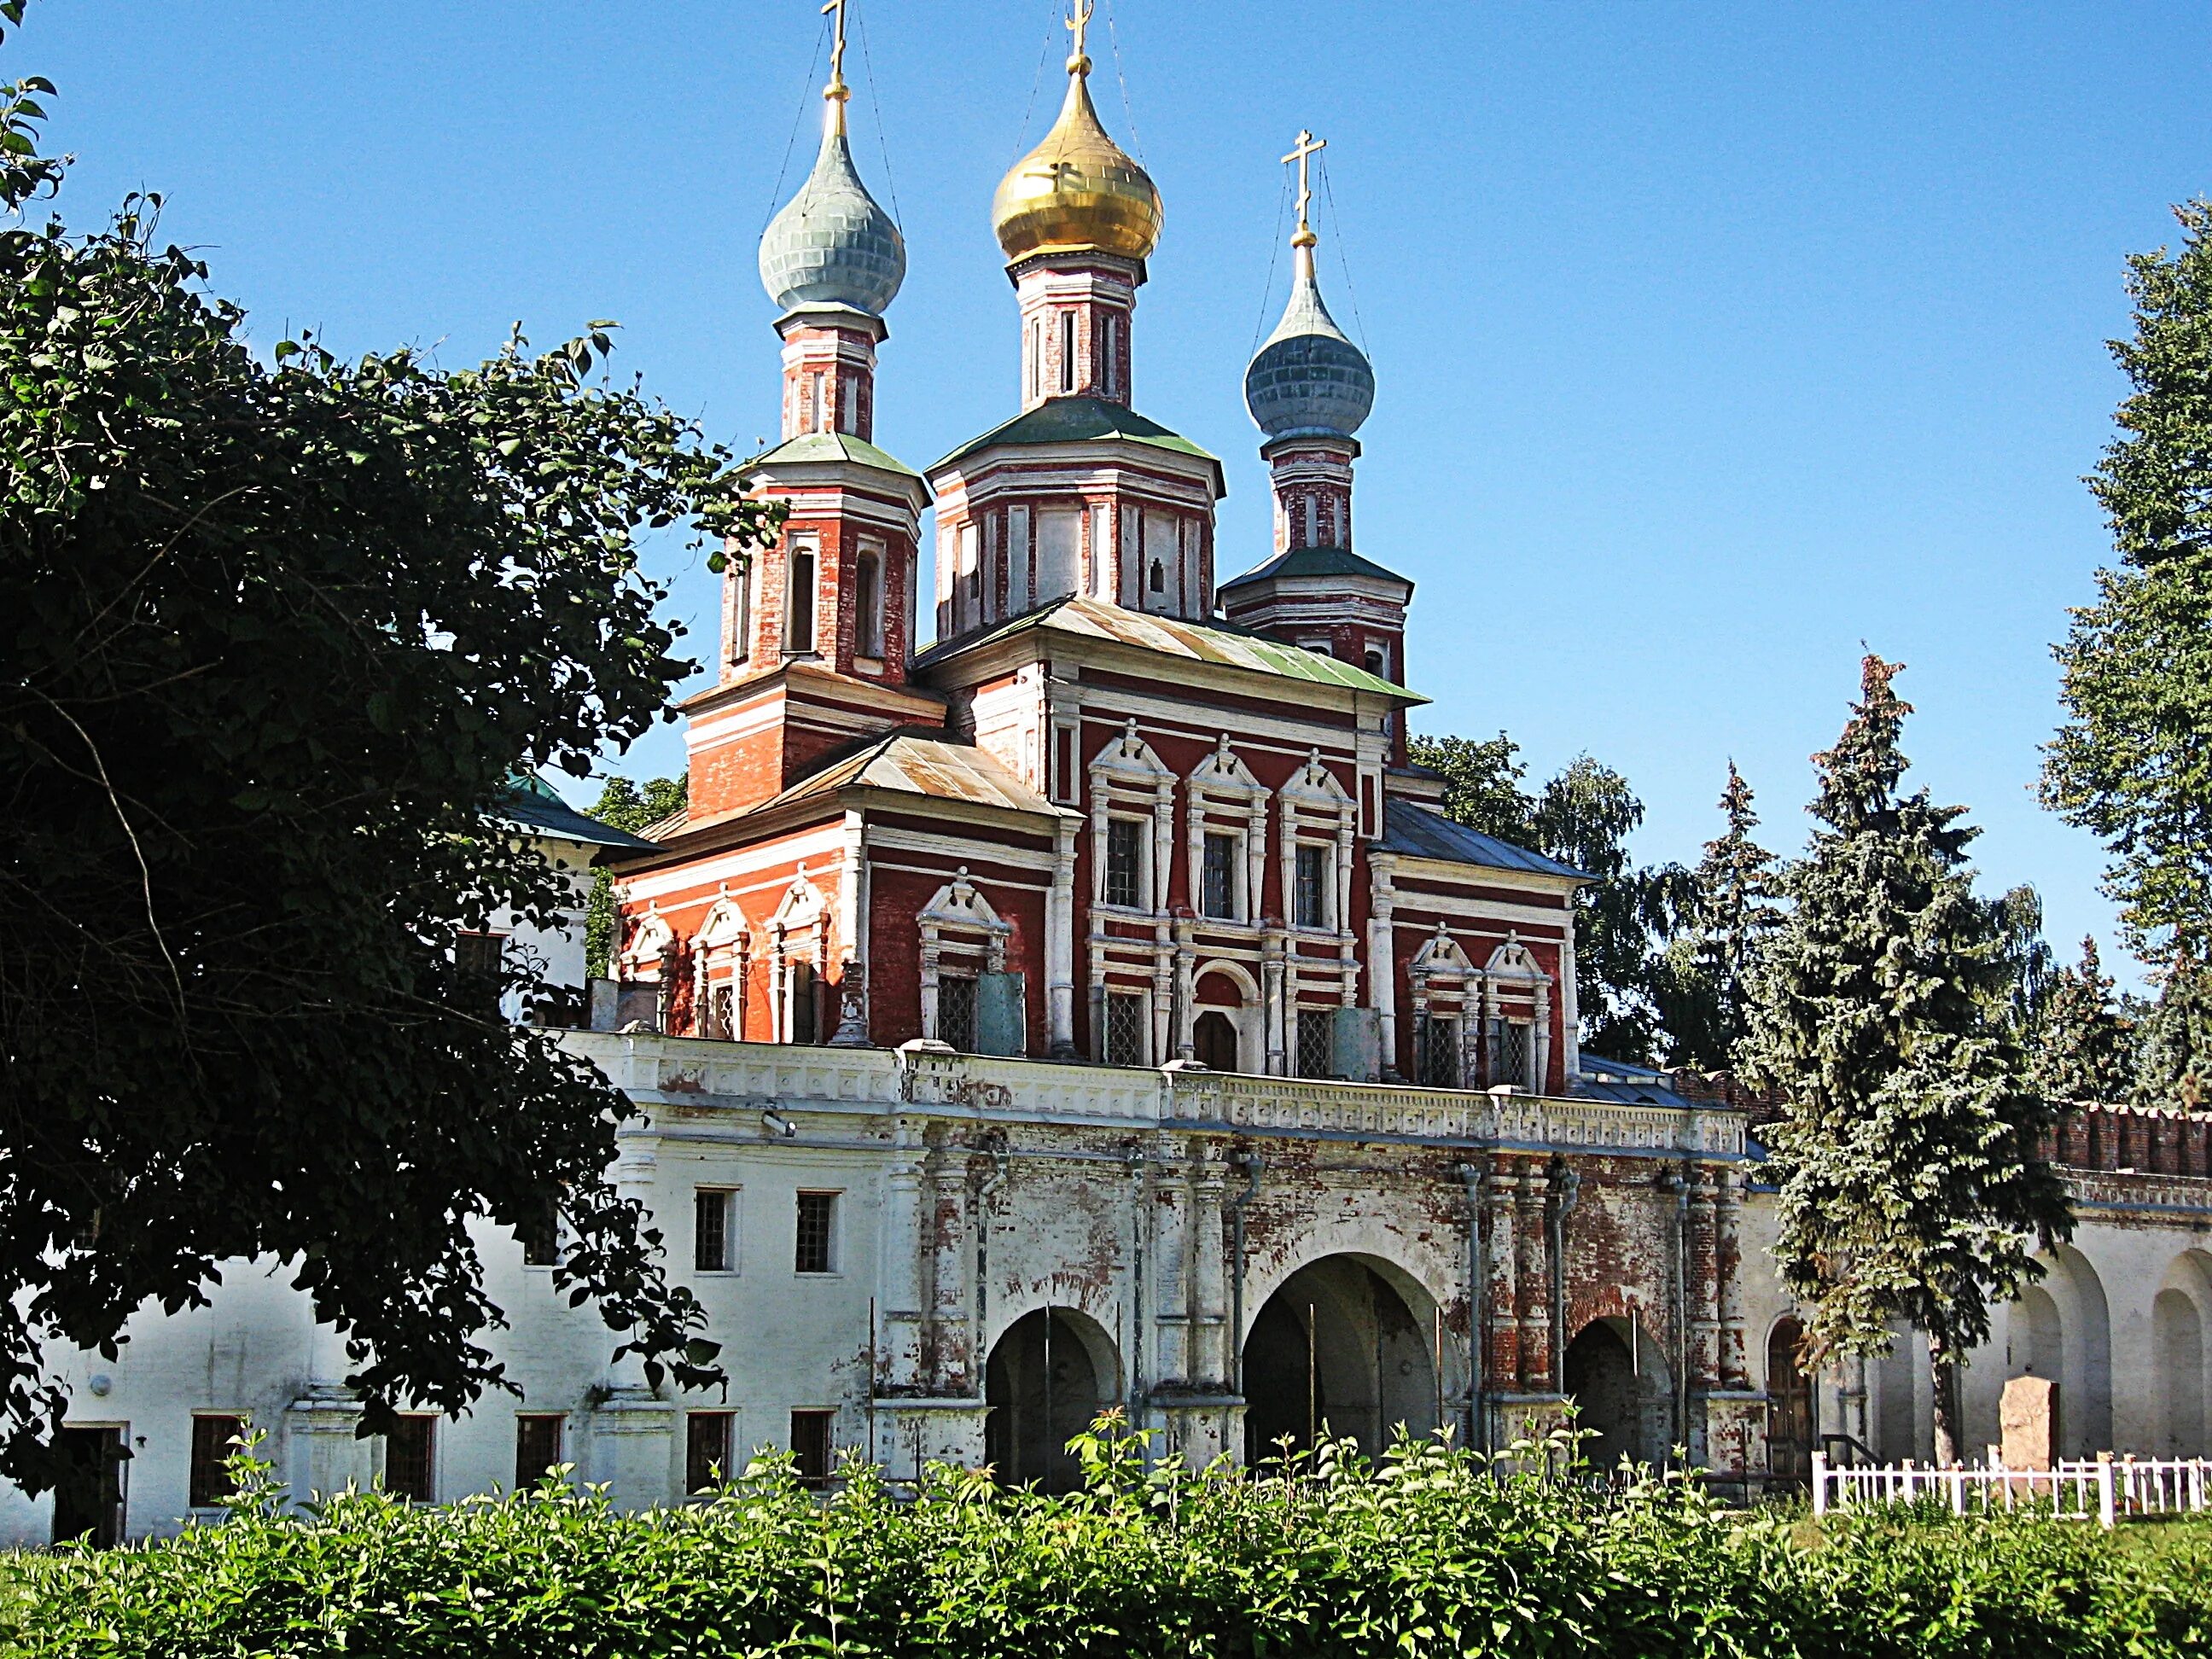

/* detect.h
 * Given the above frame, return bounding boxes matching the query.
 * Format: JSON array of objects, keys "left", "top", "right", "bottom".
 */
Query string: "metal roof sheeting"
[
  {"left": 1378, "top": 798, "right": 1586, "bottom": 880},
  {"left": 771, "top": 731, "right": 1069, "bottom": 818},
  {"left": 498, "top": 780, "right": 661, "bottom": 852}
]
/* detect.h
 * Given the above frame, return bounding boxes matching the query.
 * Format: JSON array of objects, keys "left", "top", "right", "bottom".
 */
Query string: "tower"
[{"left": 1219, "top": 132, "right": 1411, "bottom": 760}]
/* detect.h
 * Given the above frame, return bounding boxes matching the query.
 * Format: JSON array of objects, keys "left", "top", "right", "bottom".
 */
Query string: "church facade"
[{"left": 4, "top": 6, "right": 2209, "bottom": 1546}]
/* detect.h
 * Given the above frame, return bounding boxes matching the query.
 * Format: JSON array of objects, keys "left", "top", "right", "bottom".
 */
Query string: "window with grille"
[
  {"left": 386, "top": 1416, "right": 436, "bottom": 1504},
  {"left": 515, "top": 1414, "right": 563, "bottom": 1488},
  {"left": 1295, "top": 1008, "right": 1335, "bottom": 1079},
  {"left": 788, "top": 959, "right": 818, "bottom": 1045},
  {"left": 520, "top": 1198, "right": 560, "bottom": 1266},
  {"left": 790, "top": 1409, "right": 836, "bottom": 1487},
  {"left": 455, "top": 931, "right": 504, "bottom": 975},
  {"left": 937, "top": 975, "right": 977, "bottom": 1051},
  {"left": 1295, "top": 843, "right": 1328, "bottom": 930},
  {"left": 704, "top": 981, "right": 734, "bottom": 1040},
  {"left": 1103, "top": 991, "right": 1146, "bottom": 1067},
  {"left": 189, "top": 1414, "right": 246, "bottom": 1508},
  {"left": 1104, "top": 818, "right": 1144, "bottom": 908},
  {"left": 1488, "top": 1018, "right": 1531, "bottom": 1089},
  {"left": 795, "top": 1191, "right": 838, "bottom": 1275},
  {"left": 1419, "top": 1015, "right": 1460, "bottom": 1088},
  {"left": 695, "top": 1188, "right": 735, "bottom": 1272},
  {"left": 686, "top": 1411, "right": 734, "bottom": 1493},
  {"left": 1202, "top": 833, "right": 1237, "bottom": 920}
]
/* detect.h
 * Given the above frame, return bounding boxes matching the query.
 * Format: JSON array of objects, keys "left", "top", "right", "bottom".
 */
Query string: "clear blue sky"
[{"left": 25, "top": 2, "right": 2210, "bottom": 985}]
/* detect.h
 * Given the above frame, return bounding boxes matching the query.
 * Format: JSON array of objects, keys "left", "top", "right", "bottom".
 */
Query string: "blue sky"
[{"left": 25, "top": 2, "right": 2211, "bottom": 985}]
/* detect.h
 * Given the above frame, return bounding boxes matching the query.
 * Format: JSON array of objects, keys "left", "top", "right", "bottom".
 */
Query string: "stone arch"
[
  {"left": 1563, "top": 1315, "right": 1673, "bottom": 1472},
  {"left": 2009, "top": 1243, "right": 2112, "bottom": 1456},
  {"left": 982, "top": 1306, "right": 1122, "bottom": 1493},
  {"left": 1765, "top": 1315, "right": 1815, "bottom": 1485},
  {"left": 2154, "top": 1249, "right": 2212, "bottom": 1456},
  {"left": 1239, "top": 1250, "right": 1447, "bottom": 1464},
  {"left": 1192, "top": 961, "right": 1262, "bottom": 1074}
]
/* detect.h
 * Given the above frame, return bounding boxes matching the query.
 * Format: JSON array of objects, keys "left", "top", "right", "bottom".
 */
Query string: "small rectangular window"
[
  {"left": 1295, "top": 843, "right": 1328, "bottom": 930},
  {"left": 1060, "top": 311, "right": 1076, "bottom": 393},
  {"left": 520, "top": 1198, "right": 560, "bottom": 1267},
  {"left": 686, "top": 1411, "right": 735, "bottom": 1493},
  {"left": 386, "top": 1415, "right": 436, "bottom": 1504},
  {"left": 790, "top": 1409, "right": 835, "bottom": 1487},
  {"left": 515, "top": 1414, "right": 563, "bottom": 1488},
  {"left": 1488, "top": 1018, "right": 1532, "bottom": 1089},
  {"left": 189, "top": 1414, "right": 246, "bottom": 1509},
  {"left": 695, "top": 1188, "right": 735, "bottom": 1273},
  {"left": 1296, "top": 1008, "right": 1336, "bottom": 1080},
  {"left": 787, "top": 548, "right": 817, "bottom": 655},
  {"left": 1420, "top": 1015, "right": 1460, "bottom": 1088},
  {"left": 795, "top": 1190, "right": 838, "bottom": 1275},
  {"left": 454, "top": 931, "right": 504, "bottom": 976},
  {"left": 1104, "top": 990, "right": 1147, "bottom": 1067},
  {"left": 1202, "top": 833, "right": 1237, "bottom": 920},
  {"left": 1104, "top": 817, "right": 1144, "bottom": 908},
  {"left": 937, "top": 975, "right": 977, "bottom": 1052}
]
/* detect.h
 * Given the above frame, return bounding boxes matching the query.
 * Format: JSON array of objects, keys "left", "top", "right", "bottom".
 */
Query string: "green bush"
[{"left": 3, "top": 1423, "right": 2206, "bottom": 1658}]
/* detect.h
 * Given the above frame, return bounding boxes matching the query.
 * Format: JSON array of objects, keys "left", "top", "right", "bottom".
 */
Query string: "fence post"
[
  {"left": 1811, "top": 1451, "right": 1827, "bottom": 1518},
  {"left": 1948, "top": 1465, "right": 1965, "bottom": 1515},
  {"left": 2096, "top": 1452, "right": 2115, "bottom": 1529}
]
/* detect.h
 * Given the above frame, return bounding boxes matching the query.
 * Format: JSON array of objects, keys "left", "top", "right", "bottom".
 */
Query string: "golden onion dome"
[{"left": 992, "top": 61, "right": 1161, "bottom": 265}]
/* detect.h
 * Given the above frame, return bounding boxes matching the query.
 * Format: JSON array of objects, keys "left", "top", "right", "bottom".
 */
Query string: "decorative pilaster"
[
  {"left": 1715, "top": 1168, "right": 1748, "bottom": 1389},
  {"left": 927, "top": 1146, "right": 974, "bottom": 1394},
  {"left": 1486, "top": 1159, "right": 1521, "bottom": 1391},
  {"left": 879, "top": 1119, "right": 927, "bottom": 1392},
  {"left": 1688, "top": 1170, "right": 1720, "bottom": 1392},
  {"left": 1151, "top": 1146, "right": 1191, "bottom": 1385},
  {"left": 1047, "top": 822, "right": 1078, "bottom": 1057},
  {"left": 1515, "top": 1161, "right": 1552, "bottom": 1393},
  {"left": 1191, "top": 1150, "right": 1230, "bottom": 1387}
]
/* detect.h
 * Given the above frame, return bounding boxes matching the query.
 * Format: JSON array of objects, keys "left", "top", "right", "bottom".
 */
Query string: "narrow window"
[
  {"left": 1202, "top": 833, "right": 1237, "bottom": 921},
  {"left": 809, "top": 374, "right": 824, "bottom": 434},
  {"left": 1365, "top": 646, "right": 1388, "bottom": 681},
  {"left": 1104, "top": 817, "right": 1144, "bottom": 909},
  {"left": 1296, "top": 1008, "right": 1336, "bottom": 1079},
  {"left": 729, "top": 566, "right": 752, "bottom": 665},
  {"left": 1028, "top": 317, "right": 1042, "bottom": 399},
  {"left": 386, "top": 1416, "right": 436, "bottom": 1504},
  {"left": 1303, "top": 495, "right": 1318, "bottom": 547},
  {"left": 520, "top": 1198, "right": 560, "bottom": 1267},
  {"left": 686, "top": 1411, "right": 735, "bottom": 1493},
  {"left": 790, "top": 1409, "right": 835, "bottom": 1488},
  {"left": 514, "top": 1414, "right": 563, "bottom": 1488},
  {"left": 189, "top": 1414, "right": 247, "bottom": 1509},
  {"left": 454, "top": 929, "right": 504, "bottom": 1016},
  {"left": 1488, "top": 1017, "right": 1532, "bottom": 1089},
  {"left": 695, "top": 1188, "right": 734, "bottom": 1272},
  {"left": 1295, "top": 843, "right": 1328, "bottom": 930},
  {"left": 937, "top": 974, "right": 978, "bottom": 1051},
  {"left": 1060, "top": 311, "right": 1076, "bottom": 393},
  {"left": 787, "top": 548, "right": 817, "bottom": 655},
  {"left": 1104, "top": 991, "right": 1147, "bottom": 1067},
  {"left": 1421, "top": 1015, "right": 1460, "bottom": 1087},
  {"left": 1102, "top": 312, "right": 1117, "bottom": 393},
  {"left": 788, "top": 959, "right": 818, "bottom": 1045},
  {"left": 795, "top": 1190, "right": 838, "bottom": 1274},
  {"left": 854, "top": 548, "right": 883, "bottom": 658},
  {"left": 1149, "top": 559, "right": 1164, "bottom": 595}
]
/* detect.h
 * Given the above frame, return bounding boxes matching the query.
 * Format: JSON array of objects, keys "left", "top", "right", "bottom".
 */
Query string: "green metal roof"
[
  {"left": 933, "top": 395, "right": 1220, "bottom": 474},
  {"left": 1218, "top": 544, "right": 1412, "bottom": 593},
  {"left": 913, "top": 594, "right": 1423, "bottom": 703},
  {"left": 748, "top": 430, "right": 922, "bottom": 480}
]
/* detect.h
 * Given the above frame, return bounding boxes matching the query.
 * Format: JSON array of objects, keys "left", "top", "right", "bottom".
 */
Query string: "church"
[{"left": 5, "top": 3, "right": 2209, "bottom": 1545}]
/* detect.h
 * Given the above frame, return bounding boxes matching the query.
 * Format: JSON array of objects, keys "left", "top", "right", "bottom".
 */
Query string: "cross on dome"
[
  {"left": 1284, "top": 128, "right": 1325, "bottom": 245},
  {"left": 1066, "top": 0, "right": 1093, "bottom": 71}
]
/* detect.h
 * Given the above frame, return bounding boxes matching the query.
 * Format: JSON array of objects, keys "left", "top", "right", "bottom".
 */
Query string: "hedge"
[{"left": 3, "top": 1422, "right": 2207, "bottom": 1658}]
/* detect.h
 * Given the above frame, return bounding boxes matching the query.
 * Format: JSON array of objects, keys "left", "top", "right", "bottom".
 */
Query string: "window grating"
[
  {"left": 1488, "top": 1018, "right": 1531, "bottom": 1089},
  {"left": 795, "top": 1191, "right": 837, "bottom": 1275},
  {"left": 1295, "top": 1008, "right": 1336, "bottom": 1079},
  {"left": 791, "top": 1410, "right": 836, "bottom": 1487},
  {"left": 937, "top": 975, "right": 977, "bottom": 1052},
  {"left": 515, "top": 1414, "right": 563, "bottom": 1488},
  {"left": 695, "top": 1188, "right": 733, "bottom": 1272},
  {"left": 1104, "top": 818, "right": 1144, "bottom": 908},
  {"left": 1104, "top": 991, "right": 1147, "bottom": 1067},
  {"left": 386, "top": 1416, "right": 436, "bottom": 1504},
  {"left": 1202, "top": 833, "right": 1237, "bottom": 920},
  {"left": 686, "top": 1412, "right": 734, "bottom": 1494},
  {"left": 1419, "top": 1015, "right": 1460, "bottom": 1088},
  {"left": 1295, "top": 844, "right": 1328, "bottom": 930}
]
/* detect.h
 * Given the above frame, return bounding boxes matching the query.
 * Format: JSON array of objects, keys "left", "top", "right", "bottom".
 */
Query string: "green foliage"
[
  {"left": 0, "top": 33, "right": 762, "bottom": 1484},
  {"left": 1406, "top": 731, "right": 1534, "bottom": 842},
  {"left": 2134, "top": 953, "right": 2212, "bottom": 1109},
  {"left": 2028, "top": 937, "right": 2136, "bottom": 1103},
  {"left": 2045, "top": 199, "right": 2212, "bottom": 963},
  {"left": 1654, "top": 762, "right": 1785, "bottom": 1070},
  {"left": 4, "top": 1426, "right": 2205, "bottom": 1659},
  {"left": 582, "top": 774, "right": 686, "bottom": 979},
  {"left": 1741, "top": 656, "right": 2072, "bottom": 1464},
  {"left": 1986, "top": 886, "right": 2058, "bottom": 1043}
]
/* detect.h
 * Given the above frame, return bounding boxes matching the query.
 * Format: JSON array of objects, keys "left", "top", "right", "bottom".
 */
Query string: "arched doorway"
[
  {"left": 2155, "top": 1288, "right": 2206, "bottom": 1456},
  {"left": 1191, "top": 963, "right": 1258, "bottom": 1074},
  {"left": 1562, "top": 1317, "right": 1672, "bottom": 1473},
  {"left": 983, "top": 1308, "right": 1120, "bottom": 1493},
  {"left": 1194, "top": 1010, "right": 1239, "bottom": 1072},
  {"left": 1766, "top": 1317, "right": 1814, "bottom": 1487},
  {"left": 1242, "top": 1254, "right": 1441, "bottom": 1464}
]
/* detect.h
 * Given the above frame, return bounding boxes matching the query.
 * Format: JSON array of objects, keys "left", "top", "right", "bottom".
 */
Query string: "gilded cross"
[
  {"left": 1283, "top": 129, "right": 1326, "bottom": 233},
  {"left": 1066, "top": 0, "right": 1093, "bottom": 67},
  {"left": 821, "top": 0, "right": 849, "bottom": 95}
]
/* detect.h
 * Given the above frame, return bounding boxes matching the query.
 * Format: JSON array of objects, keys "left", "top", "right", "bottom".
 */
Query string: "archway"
[
  {"left": 983, "top": 1308, "right": 1121, "bottom": 1493},
  {"left": 1194, "top": 1010, "right": 1239, "bottom": 1072},
  {"left": 1192, "top": 963, "right": 1260, "bottom": 1074},
  {"left": 2038, "top": 1244, "right": 2112, "bottom": 1455},
  {"left": 1766, "top": 1317, "right": 1814, "bottom": 1486},
  {"left": 2154, "top": 1289, "right": 2204, "bottom": 1456},
  {"left": 1242, "top": 1254, "right": 1440, "bottom": 1464},
  {"left": 1563, "top": 1318, "right": 1672, "bottom": 1472}
]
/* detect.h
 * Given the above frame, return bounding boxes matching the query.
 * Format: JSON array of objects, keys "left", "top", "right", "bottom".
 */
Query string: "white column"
[
  {"left": 1557, "top": 893, "right": 1582, "bottom": 1079},
  {"left": 1047, "top": 822, "right": 1078, "bottom": 1057},
  {"left": 881, "top": 1119, "right": 927, "bottom": 1391},
  {"left": 1369, "top": 853, "right": 1399, "bottom": 1078}
]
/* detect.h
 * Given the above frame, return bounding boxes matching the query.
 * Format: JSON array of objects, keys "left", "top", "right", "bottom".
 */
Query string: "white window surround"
[
  {"left": 767, "top": 869, "right": 830, "bottom": 1044},
  {"left": 1185, "top": 734, "right": 1269, "bottom": 928},
  {"left": 918, "top": 869, "right": 1011, "bottom": 1046},
  {"left": 1277, "top": 748, "right": 1357, "bottom": 938},
  {"left": 1087, "top": 719, "right": 1175, "bottom": 916},
  {"left": 690, "top": 891, "right": 750, "bottom": 1040},
  {"left": 1483, "top": 936, "right": 1553, "bottom": 1092}
]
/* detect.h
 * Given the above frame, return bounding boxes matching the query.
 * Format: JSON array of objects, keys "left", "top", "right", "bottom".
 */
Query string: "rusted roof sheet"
[
  {"left": 914, "top": 595, "right": 1425, "bottom": 704},
  {"left": 774, "top": 731, "right": 1071, "bottom": 818}
]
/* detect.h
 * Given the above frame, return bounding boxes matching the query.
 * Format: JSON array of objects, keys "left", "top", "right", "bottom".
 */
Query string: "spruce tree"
[
  {"left": 1655, "top": 762, "right": 1784, "bottom": 1068},
  {"left": 2029, "top": 936, "right": 2135, "bottom": 1103},
  {"left": 1743, "top": 656, "right": 2072, "bottom": 1464},
  {"left": 2135, "top": 954, "right": 2212, "bottom": 1109}
]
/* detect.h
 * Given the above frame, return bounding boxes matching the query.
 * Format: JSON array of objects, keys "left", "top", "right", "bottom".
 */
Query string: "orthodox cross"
[
  {"left": 1066, "top": 0, "right": 1093, "bottom": 68},
  {"left": 821, "top": 0, "right": 849, "bottom": 96},
  {"left": 1284, "top": 128, "right": 1326, "bottom": 235}
]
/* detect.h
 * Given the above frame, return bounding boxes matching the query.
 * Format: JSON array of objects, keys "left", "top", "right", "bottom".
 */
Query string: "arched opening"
[
  {"left": 1562, "top": 1317, "right": 1672, "bottom": 1473},
  {"left": 1766, "top": 1317, "right": 1815, "bottom": 1487},
  {"left": 2029, "top": 1244, "right": 2112, "bottom": 1455},
  {"left": 1194, "top": 1010, "right": 1239, "bottom": 1072},
  {"left": 2016, "top": 1284, "right": 2064, "bottom": 1385},
  {"left": 1193, "top": 964, "right": 1260, "bottom": 1074},
  {"left": 2155, "top": 1287, "right": 2206, "bottom": 1456},
  {"left": 1242, "top": 1254, "right": 1440, "bottom": 1464},
  {"left": 984, "top": 1308, "right": 1119, "bottom": 1493}
]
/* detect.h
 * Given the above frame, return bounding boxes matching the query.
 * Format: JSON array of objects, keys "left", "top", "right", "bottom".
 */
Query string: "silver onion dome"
[
  {"left": 759, "top": 120, "right": 906, "bottom": 317},
  {"left": 1243, "top": 256, "right": 1375, "bottom": 439}
]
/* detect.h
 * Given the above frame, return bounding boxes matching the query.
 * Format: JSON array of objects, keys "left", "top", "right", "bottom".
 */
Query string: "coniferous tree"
[
  {"left": 583, "top": 774, "right": 688, "bottom": 979},
  {"left": 2135, "top": 954, "right": 2212, "bottom": 1109},
  {"left": 1742, "top": 656, "right": 2072, "bottom": 1465},
  {"left": 2028, "top": 937, "right": 2135, "bottom": 1103},
  {"left": 1654, "top": 762, "right": 1784, "bottom": 1069}
]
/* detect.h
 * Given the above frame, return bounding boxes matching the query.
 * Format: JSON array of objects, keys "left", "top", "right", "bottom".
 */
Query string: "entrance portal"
[
  {"left": 1242, "top": 1254, "right": 1441, "bottom": 1464},
  {"left": 1766, "top": 1317, "right": 1814, "bottom": 1487},
  {"left": 1194, "top": 1010, "right": 1240, "bottom": 1073},
  {"left": 984, "top": 1308, "right": 1118, "bottom": 1493},
  {"left": 51, "top": 1425, "right": 125, "bottom": 1546},
  {"left": 1562, "top": 1318, "right": 1672, "bottom": 1473}
]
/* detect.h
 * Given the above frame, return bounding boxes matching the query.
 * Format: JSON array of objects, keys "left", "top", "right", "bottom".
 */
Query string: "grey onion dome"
[
  {"left": 1243, "top": 260, "right": 1375, "bottom": 439},
  {"left": 759, "top": 126, "right": 906, "bottom": 316}
]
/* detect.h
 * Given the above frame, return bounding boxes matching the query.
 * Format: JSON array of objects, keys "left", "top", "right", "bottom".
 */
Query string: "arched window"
[
  {"left": 854, "top": 545, "right": 884, "bottom": 659},
  {"left": 786, "top": 542, "right": 817, "bottom": 655},
  {"left": 1149, "top": 558, "right": 1165, "bottom": 595}
]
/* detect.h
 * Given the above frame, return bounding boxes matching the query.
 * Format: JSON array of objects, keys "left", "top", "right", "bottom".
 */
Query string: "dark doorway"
[
  {"left": 51, "top": 1425, "right": 126, "bottom": 1547},
  {"left": 985, "top": 1308, "right": 1115, "bottom": 1493},
  {"left": 1242, "top": 1255, "right": 1439, "bottom": 1465},
  {"left": 1194, "top": 1010, "right": 1239, "bottom": 1072},
  {"left": 1562, "top": 1318, "right": 1672, "bottom": 1474},
  {"left": 1766, "top": 1318, "right": 1815, "bottom": 1487}
]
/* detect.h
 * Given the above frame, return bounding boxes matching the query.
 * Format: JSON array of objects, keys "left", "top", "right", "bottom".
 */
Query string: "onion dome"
[
  {"left": 1244, "top": 236, "right": 1374, "bottom": 439},
  {"left": 992, "top": 54, "right": 1161, "bottom": 266},
  {"left": 760, "top": 89, "right": 906, "bottom": 317}
]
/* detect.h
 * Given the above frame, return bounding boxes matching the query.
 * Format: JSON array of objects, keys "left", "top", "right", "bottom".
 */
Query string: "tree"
[
  {"left": 583, "top": 774, "right": 687, "bottom": 979},
  {"left": 1653, "top": 763, "right": 1784, "bottom": 1070},
  {"left": 1741, "top": 655, "right": 2071, "bottom": 1465},
  {"left": 2045, "top": 201, "right": 2212, "bottom": 970},
  {"left": 2134, "top": 954, "right": 2212, "bottom": 1109},
  {"left": 0, "top": 44, "right": 774, "bottom": 1486},
  {"left": 1986, "top": 884, "right": 2057, "bottom": 1044},
  {"left": 1405, "top": 731, "right": 1534, "bottom": 843},
  {"left": 2028, "top": 937, "right": 2135, "bottom": 1104}
]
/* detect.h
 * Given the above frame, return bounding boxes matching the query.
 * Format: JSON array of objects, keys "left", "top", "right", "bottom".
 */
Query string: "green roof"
[
  {"left": 913, "top": 594, "right": 1423, "bottom": 703},
  {"left": 1218, "top": 544, "right": 1412, "bottom": 593},
  {"left": 748, "top": 430, "right": 921, "bottom": 480},
  {"left": 933, "top": 396, "right": 1220, "bottom": 474}
]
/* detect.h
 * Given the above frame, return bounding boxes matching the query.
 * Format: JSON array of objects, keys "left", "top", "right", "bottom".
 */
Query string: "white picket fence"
[{"left": 1811, "top": 1452, "right": 2212, "bottom": 1528}]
